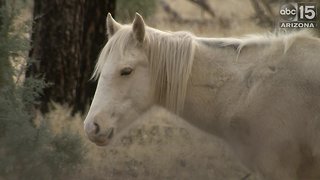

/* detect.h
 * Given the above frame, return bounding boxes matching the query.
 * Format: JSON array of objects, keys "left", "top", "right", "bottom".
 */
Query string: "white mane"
[
  {"left": 146, "top": 29, "right": 195, "bottom": 115},
  {"left": 197, "top": 30, "right": 314, "bottom": 55}
]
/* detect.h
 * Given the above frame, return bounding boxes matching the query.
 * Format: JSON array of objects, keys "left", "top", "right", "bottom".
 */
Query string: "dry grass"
[{"left": 45, "top": 105, "right": 258, "bottom": 180}]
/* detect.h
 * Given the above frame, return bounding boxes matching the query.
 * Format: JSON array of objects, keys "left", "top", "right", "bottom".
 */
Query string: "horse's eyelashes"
[{"left": 120, "top": 67, "right": 133, "bottom": 76}]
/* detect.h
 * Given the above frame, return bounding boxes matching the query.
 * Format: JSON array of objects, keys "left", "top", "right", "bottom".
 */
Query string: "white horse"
[{"left": 84, "top": 13, "right": 320, "bottom": 180}]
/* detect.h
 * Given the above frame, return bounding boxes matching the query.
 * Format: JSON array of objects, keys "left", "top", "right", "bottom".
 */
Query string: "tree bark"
[
  {"left": 27, "top": 0, "right": 116, "bottom": 114},
  {"left": 0, "top": 0, "right": 3, "bottom": 28},
  {"left": 75, "top": 0, "right": 116, "bottom": 114}
]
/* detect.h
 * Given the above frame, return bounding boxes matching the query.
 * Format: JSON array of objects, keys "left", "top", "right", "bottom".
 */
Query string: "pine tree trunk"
[
  {"left": 75, "top": 0, "right": 116, "bottom": 114},
  {"left": 27, "top": 0, "right": 116, "bottom": 114},
  {"left": 0, "top": 0, "right": 6, "bottom": 30}
]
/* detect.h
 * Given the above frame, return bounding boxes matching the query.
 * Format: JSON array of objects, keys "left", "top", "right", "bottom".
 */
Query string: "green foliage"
[
  {"left": 116, "top": 0, "right": 157, "bottom": 22},
  {"left": 0, "top": 1, "right": 86, "bottom": 179},
  {"left": 45, "top": 133, "right": 86, "bottom": 175}
]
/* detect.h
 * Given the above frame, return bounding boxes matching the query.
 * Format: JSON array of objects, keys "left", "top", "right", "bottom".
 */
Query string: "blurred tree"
[
  {"left": 187, "top": 0, "right": 216, "bottom": 18},
  {"left": 27, "top": 0, "right": 116, "bottom": 114},
  {"left": 0, "top": 0, "right": 3, "bottom": 27},
  {"left": 116, "top": 0, "right": 156, "bottom": 21},
  {"left": 250, "top": 0, "right": 274, "bottom": 27}
]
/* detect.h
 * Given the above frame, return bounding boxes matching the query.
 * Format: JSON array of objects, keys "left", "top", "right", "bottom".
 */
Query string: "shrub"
[{"left": 0, "top": 1, "right": 86, "bottom": 179}]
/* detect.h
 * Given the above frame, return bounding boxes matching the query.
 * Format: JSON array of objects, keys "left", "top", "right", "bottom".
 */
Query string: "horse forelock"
[{"left": 92, "top": 26, "right": 134, "bottom": 80}]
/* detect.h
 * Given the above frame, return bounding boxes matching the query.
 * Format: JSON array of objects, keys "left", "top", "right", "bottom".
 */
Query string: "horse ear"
[
  {"left": 107, "top": 13, "right": 121, "bottom": 38},
  {"left": 132, "top": 13, "right": 145, "bottom": 43}
]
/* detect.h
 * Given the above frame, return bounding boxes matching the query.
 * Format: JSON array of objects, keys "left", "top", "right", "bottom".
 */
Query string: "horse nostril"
[{"left": 93, "top": 122, "right": 100, "bottom": 134}]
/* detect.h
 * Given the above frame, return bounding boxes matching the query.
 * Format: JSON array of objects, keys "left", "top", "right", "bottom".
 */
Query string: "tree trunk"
[
  {"left": 0, "top": 0, "right": 4, "bottom": 28},
  {"left": 27, "top": 0, "right": 116, "bottom": 114},
  {"left": 75, "top": 0, "right": 116, "bottom": 114}
]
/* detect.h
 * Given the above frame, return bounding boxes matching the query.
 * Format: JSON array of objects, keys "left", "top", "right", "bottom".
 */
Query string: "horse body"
[
  {"left": 184, "top": 35, "right": 320, "bottom": 179},
  {"left": 84, "top": 13, "right": 320, "bottom": 179}
]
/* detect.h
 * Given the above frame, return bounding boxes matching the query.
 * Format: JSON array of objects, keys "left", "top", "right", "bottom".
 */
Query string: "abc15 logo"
[{"left": 280, "top": 3, "right": 317, "bottom": 21}]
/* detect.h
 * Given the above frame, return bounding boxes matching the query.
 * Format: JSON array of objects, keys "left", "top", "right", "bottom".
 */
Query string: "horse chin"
[
  {"left": 88, "top": 134, "right": 114, "bottom": 147},
  {"left": 95, "top": 141, "right": 110, "bottom": 146},
  {"left": 93, "top": 138, "right": 113, "bottom": 147}
]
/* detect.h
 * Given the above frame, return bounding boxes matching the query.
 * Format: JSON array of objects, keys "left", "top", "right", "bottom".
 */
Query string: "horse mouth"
[
  {"left": 93, "top": 137, "right": 112, "bottom": 146},
  {"left": 91, "top": 128, "right": 114, "bottom": 146}
]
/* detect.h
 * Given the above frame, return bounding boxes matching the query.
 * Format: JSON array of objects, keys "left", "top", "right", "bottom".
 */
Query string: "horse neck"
[
  {"left": 190, "top": 38, "right": 240, "bottom": 88},
  {"left": 179, "top": 39, "right": 238, "bottom": 133},
  {"left": 182, "top": 37, "right": 282, "bottom": 135},
  {"left": 190, "top": 37, "right": 277, "bottom": 86}
]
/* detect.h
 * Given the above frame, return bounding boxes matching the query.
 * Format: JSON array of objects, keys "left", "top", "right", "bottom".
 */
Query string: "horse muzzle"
[{"left": 84, "top": 120, "right": 115, "bottom": 146}]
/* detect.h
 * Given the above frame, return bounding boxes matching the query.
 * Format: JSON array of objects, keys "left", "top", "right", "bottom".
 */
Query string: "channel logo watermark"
[{"left": 279, "top": 3, "right": 317, "bottom": 28}]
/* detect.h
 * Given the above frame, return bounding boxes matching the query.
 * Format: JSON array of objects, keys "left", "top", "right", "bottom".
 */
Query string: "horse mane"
[
  {"left": 145, "top": 29, "right": 195, "bottom": 115},
  {"left": 197, "top": 30, "right": 315, "bottom": 55},
  {"left": 92, "top": 26, "right": 195, "bottom": 115}
]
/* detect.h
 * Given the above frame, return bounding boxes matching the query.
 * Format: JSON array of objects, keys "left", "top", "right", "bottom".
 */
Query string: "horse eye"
[{"left": 120, "top": 67, "right": 133, "bottom": 76}]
